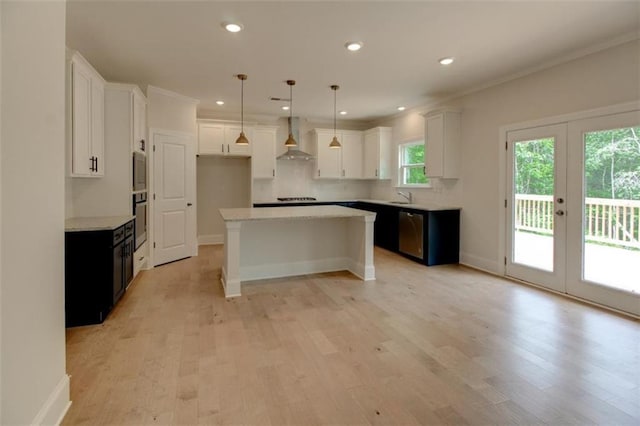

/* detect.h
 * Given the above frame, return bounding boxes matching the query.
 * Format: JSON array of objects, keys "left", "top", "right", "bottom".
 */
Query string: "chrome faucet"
[{"left": 397, "top": 191, "right": 412, "bottom": 203}]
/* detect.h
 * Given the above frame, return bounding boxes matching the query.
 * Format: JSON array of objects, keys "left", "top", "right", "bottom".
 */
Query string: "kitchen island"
[{"left": 218, "top": 205, "right": 376, "bottom": 297}]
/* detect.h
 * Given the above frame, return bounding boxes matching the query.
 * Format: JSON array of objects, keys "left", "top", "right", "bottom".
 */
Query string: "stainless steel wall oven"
[{"left": 133, "top": 192, "right": 147, "bottom": 250}]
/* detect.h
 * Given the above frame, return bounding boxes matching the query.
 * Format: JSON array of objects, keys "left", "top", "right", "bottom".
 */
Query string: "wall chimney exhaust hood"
[{"left": 277, "top": 117, "right": 315, "bottom": 160}]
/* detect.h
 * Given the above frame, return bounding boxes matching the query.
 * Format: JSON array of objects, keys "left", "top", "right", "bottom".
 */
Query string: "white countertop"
[
  {"left": 65, "top": 215, "right": 135, "bottom": 232},
  {"left": 219, "top": 205, "right": 376, "bottom": 222}
]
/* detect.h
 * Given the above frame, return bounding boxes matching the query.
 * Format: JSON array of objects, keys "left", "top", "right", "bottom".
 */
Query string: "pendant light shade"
[
  {"left": 329, "top": 85, "right": 341, "bottom": 149},
  {"left": 235, "top": 74, "right": 249, "bottom": 145},
  {"left": 284, "top": 80, "right": 298, "bottom": 147}
]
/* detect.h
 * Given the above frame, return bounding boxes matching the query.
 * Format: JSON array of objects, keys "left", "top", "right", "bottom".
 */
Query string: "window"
[{"left": 398, "top": 141, "right": 429, "bottom": 186}]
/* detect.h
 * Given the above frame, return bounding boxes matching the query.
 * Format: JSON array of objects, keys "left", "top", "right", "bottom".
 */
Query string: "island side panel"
[
  {"left": 238, "top": 217, "right": 350, "bottom": 281},
  {"left": 347, "top": 215, "right": 376, "bottom": 280},
  {"left": 222, "top": 221, "right": 242, "bottom": 297}
]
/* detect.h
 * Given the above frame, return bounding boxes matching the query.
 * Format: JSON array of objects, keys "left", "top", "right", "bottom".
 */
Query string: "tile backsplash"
[{"left": 252, "top": 160, "right": 372, "bottom": 202}]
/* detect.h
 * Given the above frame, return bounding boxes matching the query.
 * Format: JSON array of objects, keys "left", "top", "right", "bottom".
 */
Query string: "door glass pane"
[
  {"left": 583, "top": 126, "right": 640, "bottom": 293},
  {"left": 513, "top": 138, "right": 555, "bottom": 271}
]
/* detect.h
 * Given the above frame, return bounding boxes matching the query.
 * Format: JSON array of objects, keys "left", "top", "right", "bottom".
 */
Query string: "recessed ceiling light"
[
  {"left": 282, "top": 105, "right": 290, "bottom": 110},
  {"left": 397, "top": 106, "right": 406, "bottom": 111},
  {"left": 222, "top": 22, "right": 243, "bottom": 33},
  {"left": 216, "top": 100, "right": 225, "bottom": 105},
  {"left": 339, "top": 111, "right": 347, "bottom": 115},
  {"left": 439, "top": 57, "right": 454, "bottom": 65},
  {"left": 345, "top": 41, "right": 363, "bottom": 52}
]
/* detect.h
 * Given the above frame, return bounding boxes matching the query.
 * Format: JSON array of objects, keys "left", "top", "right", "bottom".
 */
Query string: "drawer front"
[
  {"left": 113, "top": 225, "right": 125, "bottom": 246},
  {"left": 124, "top": 220, "right": 134, "bottom": 237}
]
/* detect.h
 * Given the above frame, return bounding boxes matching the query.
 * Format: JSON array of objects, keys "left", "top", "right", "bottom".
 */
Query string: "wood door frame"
[{"left": 148, "top": 127, "right": 198, "bottom": 268}]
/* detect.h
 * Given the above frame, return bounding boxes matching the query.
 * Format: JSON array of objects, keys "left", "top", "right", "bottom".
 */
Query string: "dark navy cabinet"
[{"left": 65, "top": 220, "right": 134, "bottom": 327}]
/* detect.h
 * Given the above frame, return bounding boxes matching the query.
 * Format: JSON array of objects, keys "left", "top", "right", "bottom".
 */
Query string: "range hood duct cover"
[{"left": 277, "top": 117, "right": 315, "bottom": 160}]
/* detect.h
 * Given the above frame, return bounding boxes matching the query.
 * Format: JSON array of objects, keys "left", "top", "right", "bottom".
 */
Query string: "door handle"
[{"left": 555, "top": 210, "right": 565, "bottom": 216}]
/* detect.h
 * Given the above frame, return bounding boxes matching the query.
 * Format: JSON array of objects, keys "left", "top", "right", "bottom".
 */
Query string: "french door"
[
  {"left": 506, "top": 124, "right": 567, "bottom": 293},
  {"left": 506, "top": 111, "right": 640, "bottom": 316}
]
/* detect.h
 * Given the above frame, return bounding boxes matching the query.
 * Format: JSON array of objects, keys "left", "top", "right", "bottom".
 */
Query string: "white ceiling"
[{"left": 66, "top": 1, "right": 640, "bottom": 123}]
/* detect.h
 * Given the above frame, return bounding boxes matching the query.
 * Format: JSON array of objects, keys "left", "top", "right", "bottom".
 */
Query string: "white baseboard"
[
  {"left": 240, "top": 257, "right": 350, "bottom": 282},
  {"left": 31, "top": 374, "right": 71, "bottom": 426},
  {"left": 459, "top": 252, "right": 501, "bottom": 275},
  {"left": 198, "top": 234, "right": 223, "bottom": 246}
]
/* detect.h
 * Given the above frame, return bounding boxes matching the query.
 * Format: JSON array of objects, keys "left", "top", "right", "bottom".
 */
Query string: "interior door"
[
  {"left": 153, "top": 131, "right": 196, "bottom": 266},
  {"left": 566, "top": 111, "right": 640, "bottom": 316},
  {"left": 506, "top": 124, "right": 567, "bottom": 292}
]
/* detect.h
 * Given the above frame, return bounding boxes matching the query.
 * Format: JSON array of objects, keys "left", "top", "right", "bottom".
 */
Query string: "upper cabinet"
[
  {"left": 313, "top": 129, "right": 363, "bottom": 179},
  {"left": 252, "top": 126, "right": 278, "bottom": 179},
  {"left": 197, "top": 121, "right": 253, "bottom": 156},
  {"left": 341, "top": 131, "right": 364, "bottom": 179},
  {"left": 424, "top": 110, "right": 461, "bottom": 179},
  {"left": 313, "top": 129, "right": 343, "bottom": 179},
  {"left": 363, "top": 127, "right": 392, "bottom": 179},
  {"left": 67, "top": 50, "right": 106, "bottom": 177}
]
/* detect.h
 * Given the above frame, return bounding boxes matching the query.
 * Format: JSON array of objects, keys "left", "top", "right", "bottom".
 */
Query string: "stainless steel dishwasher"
[{"left": 399, "top": 211, "right": 424, "bottom": 259}]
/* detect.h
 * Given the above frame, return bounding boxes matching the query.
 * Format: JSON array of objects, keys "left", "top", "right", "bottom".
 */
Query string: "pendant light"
[
  {"left": 329, "top": 85, "right": 341, "bottom": 148},
  {"left": 235, "top": 74, "right": 249, "bottom": 145},
  {"left": 284, "top": 80, "right": 298, "bottom": 147}
]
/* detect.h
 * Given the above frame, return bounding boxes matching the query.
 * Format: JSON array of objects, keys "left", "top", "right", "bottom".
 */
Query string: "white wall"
[
  {"left": 197, "top": 156, "right": 250, "bottom": 243},
  {"left": 1, "top": 1, "right": 70, "bottom": 424},
  {"left": 147, "top": 85, "right": 198, "bottom": 135},
  {"left": 373, "top": 39, "right": 640, "bottom": 273}
]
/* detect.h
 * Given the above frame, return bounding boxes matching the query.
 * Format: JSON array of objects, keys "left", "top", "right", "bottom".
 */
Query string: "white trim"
[
  {"left": 460, "top": 252, "right": 501, "bottom": 275},
  {"left": 240, "top": 257, "right": 351, "bottom": 282},
  {"left": 387, "top": 34, "right": 640, "bottom": 121},
  {"left": 105, "top": 82, "right": 147, "bottom": 102},
  {"left": 146, "top": 85, "right": 200, "bottom": 104},
  {"left": 198, "top": 234, "right": 224, "bottom": 245},
  {"left": 31, "top": 374, "right": 71, "bottom": 426}
]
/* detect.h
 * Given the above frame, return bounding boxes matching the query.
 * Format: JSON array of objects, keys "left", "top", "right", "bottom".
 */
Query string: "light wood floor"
[{"left": 63, "top": 245, "right": 640, "bottom": 425}]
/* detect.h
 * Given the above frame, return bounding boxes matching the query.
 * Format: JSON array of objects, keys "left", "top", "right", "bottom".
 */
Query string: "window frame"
[{"left": 398, "top": 140, "right": 430, "bottom": 188}]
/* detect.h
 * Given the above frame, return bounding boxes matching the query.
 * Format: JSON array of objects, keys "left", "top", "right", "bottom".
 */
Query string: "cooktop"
[{"left": 277, "top": 197, "right": 317, "bottom": 201}]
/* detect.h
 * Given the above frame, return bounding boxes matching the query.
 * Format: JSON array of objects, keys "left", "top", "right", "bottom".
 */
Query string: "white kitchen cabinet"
[
  {"left": 341, "top": 131, "right": 364, "bottom": 179},
  {"left": 251, "top": 126, "right": 278, "bottom": 179},
  {"left": 424, "top": 110, "right": 461, "bottom": 179},
  {"left": 197, "top": 121, "right": 253, "bottom": 156},
  {"left": 313, "top": 129, "right": 342, "bottom": 179},
  {"left": 68, "top": 50, "right": 106, "bottom": 177},
  {"left": 363, "top": 127, "right": 392, "bottom": 179}
]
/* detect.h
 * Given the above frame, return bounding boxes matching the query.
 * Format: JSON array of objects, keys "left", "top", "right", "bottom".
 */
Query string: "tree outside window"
[{"left": 399, "top": 141, "right": 429, "bottom": 186}]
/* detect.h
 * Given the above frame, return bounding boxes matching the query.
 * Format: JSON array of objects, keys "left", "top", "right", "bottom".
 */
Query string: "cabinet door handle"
[
  {"left": 227, "top": 144, "right": 230, "bottom": 153},
  {"left": 272, "top": 169, "right": 275, "bottom": 177},
  {"left": 375, "top": 169, "right": 378, "bottom": 177},
  {"left": 221, "top": 144, "right": 224, "bottom": 153},
  {"left": 95, "top": 157, "right": 98, "bottom": 173},
  {"left": 140, "top": 139, "right": 145, "bottom": 151},
  {"left": 318, "top": 170, "right": 320, "bottom": 177},
  {"left": 187, "top": 203, "right": 193, "bottom": 207}
]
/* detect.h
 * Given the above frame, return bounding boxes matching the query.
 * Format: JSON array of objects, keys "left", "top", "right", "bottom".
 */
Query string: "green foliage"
[
  {"left": 514, "top": 138, "right": 554, "bottom": 195},
  {"left": 404, "top": 144, "right": 424, "bottom": 164},
  {"left": 584, "top": 127, "right": 640, "bottom": 200},
  {"left": 514, "top": 127, "right": 640, "bottom": 200},
  {"left": 405, "top": 166, "right": 428, "bottom": 184}
]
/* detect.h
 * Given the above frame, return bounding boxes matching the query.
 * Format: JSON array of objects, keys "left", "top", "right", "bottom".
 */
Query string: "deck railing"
[{"left": 515, "top": 194, "right": 640, "bottom": 249}]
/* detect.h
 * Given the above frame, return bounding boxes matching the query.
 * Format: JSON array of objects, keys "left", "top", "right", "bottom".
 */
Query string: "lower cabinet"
[
  {"left": 65, "top": 220, "right": 134, "bottom": 327},
  {"left": 356, "top": 202, "right": 459, "bottom": 266}
]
